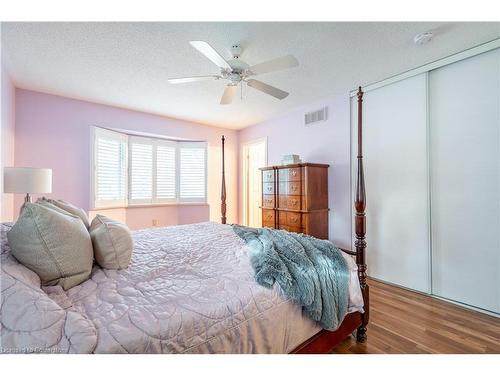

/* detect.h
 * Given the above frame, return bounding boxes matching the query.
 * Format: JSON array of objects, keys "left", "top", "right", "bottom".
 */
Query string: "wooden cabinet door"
[{"left": 262, "top": 209, "right": 275, "bottom": 228}]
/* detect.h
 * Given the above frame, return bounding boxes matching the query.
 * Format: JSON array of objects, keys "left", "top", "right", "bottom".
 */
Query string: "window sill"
[{"left": 91, "top": 202, "right": 209, "bottom": 210}]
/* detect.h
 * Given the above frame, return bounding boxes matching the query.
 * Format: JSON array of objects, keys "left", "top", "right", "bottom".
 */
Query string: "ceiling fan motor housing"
[{"left": 228, "top": 72, "right": 242, "bottom": 83}]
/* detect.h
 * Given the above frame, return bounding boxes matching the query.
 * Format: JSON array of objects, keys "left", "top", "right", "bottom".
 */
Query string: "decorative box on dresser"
[{"left": 260, "top": 163, "right": 329, "bottom": 239}]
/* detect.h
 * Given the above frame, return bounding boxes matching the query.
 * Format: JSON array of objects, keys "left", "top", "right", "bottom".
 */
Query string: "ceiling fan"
[{"left": 168, "top": 41, "right": 299, "bottom": 104}]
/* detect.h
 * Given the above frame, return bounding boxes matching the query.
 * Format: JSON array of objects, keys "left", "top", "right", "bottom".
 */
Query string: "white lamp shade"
[{"left": 3, "top": 167, "right": 52, "bottom": 194}]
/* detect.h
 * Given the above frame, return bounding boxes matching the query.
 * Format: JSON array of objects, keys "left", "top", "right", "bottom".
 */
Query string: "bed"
[
  {"left": 1, "top": 220, "right": 363, "bottom": 353},
  {"left": 0, "top": 88, "right": 369, "bottom": 354}
]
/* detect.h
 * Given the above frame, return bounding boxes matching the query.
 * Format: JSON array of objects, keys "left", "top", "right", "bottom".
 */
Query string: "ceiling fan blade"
[
  {"left": 168, "top": 75, "right": 220, "bottom": 84},
  {"left": 248, "top": 55, "right": 299, "bottom": 76},
  {"left": 247, "top": 79, "right": 289, "bottom": 100},
  {"left": 220, "top": 85, "right": 238, "bottom": 105},
  {"left": 190, "top": 41, "right": 231, "bottom": 70}
]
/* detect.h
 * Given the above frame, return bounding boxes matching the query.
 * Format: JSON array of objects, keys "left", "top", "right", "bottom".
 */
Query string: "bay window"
[{"left": 92, "top": 127, "right": 207, "bottom": 208}]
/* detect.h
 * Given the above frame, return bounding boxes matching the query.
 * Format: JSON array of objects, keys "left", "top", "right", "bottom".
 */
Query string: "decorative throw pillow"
[
  {"left": 7, "top": 202, "right": 93, "bottom": 290},
  {"left": 37, "top": 197, "right": 90, "bottom": 229},
  {"left": 89, "top": 215, "right": 133, "bottom": 270}
]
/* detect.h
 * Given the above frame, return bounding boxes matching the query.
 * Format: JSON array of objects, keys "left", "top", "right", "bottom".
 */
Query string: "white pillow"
[
  {"left": 7, "top": 202, "right": 94, "bottom": 290},
  {"left": 90, "top": 214, "right": 133, "bottom": 270},
  {"left": 37, "top": 197, "right": 90, "bottom": 229}
]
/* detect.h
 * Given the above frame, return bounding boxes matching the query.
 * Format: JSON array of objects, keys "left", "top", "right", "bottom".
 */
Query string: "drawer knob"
[{"left": 291, "top": 170, "right": 297, "bottom": 177}]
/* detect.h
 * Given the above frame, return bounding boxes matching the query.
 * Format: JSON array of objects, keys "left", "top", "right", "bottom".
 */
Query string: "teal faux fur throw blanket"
[{"left": 232, "top": 225, "right": 349, "bottom": 330}]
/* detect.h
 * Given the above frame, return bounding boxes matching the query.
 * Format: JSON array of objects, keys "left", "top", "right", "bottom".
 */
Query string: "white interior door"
[
  {"left": 351, "top": 73, "right": 431, "bottom": 293},
  {"left": 429, "top": 48, "right": 500, "bottom": 313},
  {"left": 242, "top": 139, "right": 267, "bottom": 227}
]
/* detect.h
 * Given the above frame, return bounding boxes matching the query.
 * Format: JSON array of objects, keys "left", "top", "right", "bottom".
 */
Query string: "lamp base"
[{"left": 19, "top": 193, "right": 32, "bottom": 216}]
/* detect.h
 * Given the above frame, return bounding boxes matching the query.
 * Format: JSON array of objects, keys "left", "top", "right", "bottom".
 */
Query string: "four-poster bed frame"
[{"left": 219, "top": 87, "right": 369, "bottom": 353}]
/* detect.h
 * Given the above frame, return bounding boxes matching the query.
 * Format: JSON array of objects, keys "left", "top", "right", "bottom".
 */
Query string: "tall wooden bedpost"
[
  {"left": 355, "top": 87, "right": 369, "bottom": 343},
  {"left": 221, "top": 135, "right": 227, "bottom": 224}
]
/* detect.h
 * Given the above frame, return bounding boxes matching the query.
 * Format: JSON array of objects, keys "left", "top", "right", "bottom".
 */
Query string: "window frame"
[
  {"left": 154, "top": 138, "right": 179, "bottom": 205},
  {"left": 128, "top": 135, "right": 155, "bottom": 205},
  {"left": 128, "top": 136, "right": 181, "bottom": 206},
  {"left": 90, "top": 127, "right": 208, "bottom": 209},
  {"left": 90, "top": 127, "right": 129, "bottom": 209},
  {"left": 178, "top": 141, "right": 208, "bottom": 203}
]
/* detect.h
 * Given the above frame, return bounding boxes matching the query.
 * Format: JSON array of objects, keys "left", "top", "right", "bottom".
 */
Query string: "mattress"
[{"left": 1, "top": 221, "right": 363, "bottom": 353}]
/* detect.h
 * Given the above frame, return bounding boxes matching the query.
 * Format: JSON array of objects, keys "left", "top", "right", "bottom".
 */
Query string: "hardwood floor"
[{"left": 332, "top": 278, "right": 500, "bottom": 354}]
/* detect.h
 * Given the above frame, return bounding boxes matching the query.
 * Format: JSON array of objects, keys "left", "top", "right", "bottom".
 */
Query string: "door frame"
[{"left": 241, "top": 137, "right": 268, "bottom": 226}]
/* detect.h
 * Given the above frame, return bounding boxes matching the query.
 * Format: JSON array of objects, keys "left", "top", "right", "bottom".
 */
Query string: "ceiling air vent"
[{"left": 304, "top": 106, "right": 328, "bottom": 126}]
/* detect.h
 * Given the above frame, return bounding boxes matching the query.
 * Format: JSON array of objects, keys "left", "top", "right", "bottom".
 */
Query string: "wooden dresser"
[{"left": 260, "top": 163, "right": 329, "bottom": 239}]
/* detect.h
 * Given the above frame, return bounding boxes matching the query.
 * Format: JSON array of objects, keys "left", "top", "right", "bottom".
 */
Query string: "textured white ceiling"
[{"left": 2, "top": 22, "right": 499, "bottom": 129}]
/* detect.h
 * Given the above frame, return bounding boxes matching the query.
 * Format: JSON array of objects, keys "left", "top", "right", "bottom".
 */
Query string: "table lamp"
[{"left": 3, "top": 167, "right": 53, "bottom": 208}]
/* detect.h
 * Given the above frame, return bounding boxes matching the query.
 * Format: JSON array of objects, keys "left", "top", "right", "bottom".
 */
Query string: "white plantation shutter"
[
  {"left": 156, "top": 141, "right": 177, "bottom": 201},
  {"left": 93, "top": 128, "right": 127, "bottom": 208},
  {"left": 92, "top": 128, "right": 207, "bottom": 207},
  {"left": 129, "top": 138, "right": 153, "bottom": 203},
  {"left": 179, "top": 142, "right": 207, "bottom": 201}
]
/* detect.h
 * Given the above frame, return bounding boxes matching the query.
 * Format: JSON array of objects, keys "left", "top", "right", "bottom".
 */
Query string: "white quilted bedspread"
[{"left": 1, "top": 222, "right": 362, "bottom": 354}]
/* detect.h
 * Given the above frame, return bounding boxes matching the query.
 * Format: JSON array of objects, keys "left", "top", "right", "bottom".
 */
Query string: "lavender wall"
[
  {"left": 14, "top": 89, "right": 238, "bottom": 226},
  {"left": 238, "top": 94, "right": 352, "bottom": 249},
  {"left": 1, "top": 62, "right": 15, "bottom": 222},
  {"left": 11, "top": 87, "right": 351, "bottom": 240}
]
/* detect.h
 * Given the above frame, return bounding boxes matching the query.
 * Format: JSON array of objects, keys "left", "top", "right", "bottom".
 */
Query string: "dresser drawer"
[
  {"left": 286, "top": 211, "right": 302, "bottom": 227},
  {"left": 279, "top": 195, "right": 301, "bottom": 210},
  {"left": 278, "top": 167, "right": 301, "bottom": 182},
  {"left": 262, "top": 209, "right": 275, "bottom": 227},
  {"left": 278, "top": 181, "right": 301, "bottom": 195},
  {"left": 262, "top": 169, "right": 275, "bottom": 182},
  {"left": 262, "top": 195, "right": 275, "bottom": 208},
  {"left": 278, "top": 211, "right": 303, "bottom": 227},
  {"left": 262, "top": 182, "right": 275, "bottom": 195},
  {"left": 287, "top": 196, "right": 301, "bottom": 210}
]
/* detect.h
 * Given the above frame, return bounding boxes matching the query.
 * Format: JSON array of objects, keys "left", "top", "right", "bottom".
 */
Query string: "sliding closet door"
[
  {"left": 351, "top": 73, "right": 430, "bottom": 293},
  {"left": 430, "top": 49, "right": 500, "bottom": 313}
]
